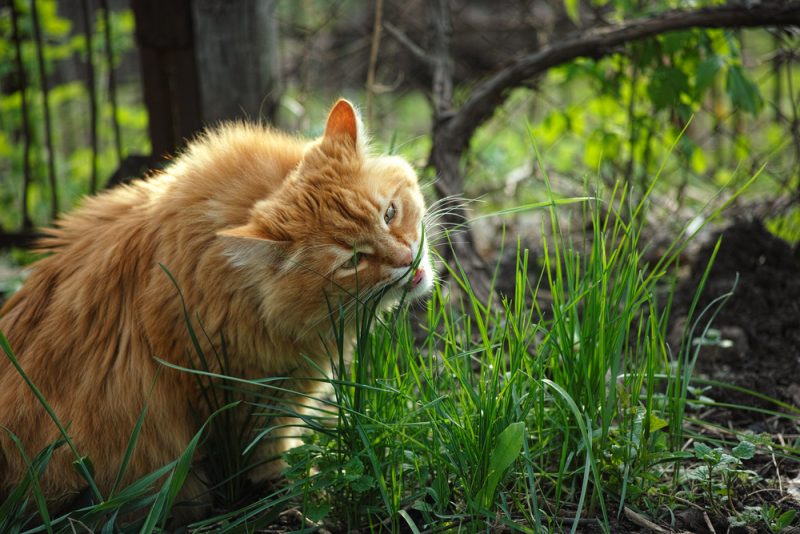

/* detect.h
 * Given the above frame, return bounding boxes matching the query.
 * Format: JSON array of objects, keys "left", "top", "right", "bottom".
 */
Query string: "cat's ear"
[
  {"left": 217, "top": 223, "right": 290, "bottom": 269},
  {"left": 217, "top": 222, "right": 277, "bottom": 241},
  {"left": 323, "top": 99, "right": 366, "bottom": 153}
]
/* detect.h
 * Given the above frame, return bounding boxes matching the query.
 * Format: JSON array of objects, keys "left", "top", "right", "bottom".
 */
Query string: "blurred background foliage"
[
  {"left": 0, "top": 0, "right": 147, "bottom": 229},
  {"left": 0, "top": 0, "right": 798, "bottom": 246}
]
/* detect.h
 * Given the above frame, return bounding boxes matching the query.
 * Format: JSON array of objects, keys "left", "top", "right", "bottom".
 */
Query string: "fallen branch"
[{"left": 624, "top": 506, "right": 672, "bottom": 534}]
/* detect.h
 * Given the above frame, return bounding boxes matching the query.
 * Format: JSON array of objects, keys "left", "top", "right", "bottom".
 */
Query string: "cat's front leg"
[{"left": 245, "top": 380, "right": 332, "bottom": 484}]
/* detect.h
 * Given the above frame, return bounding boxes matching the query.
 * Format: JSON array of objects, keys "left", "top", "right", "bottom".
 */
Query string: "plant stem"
[{"left": 30, "top": 0, "right": 59, "bottom": 220}]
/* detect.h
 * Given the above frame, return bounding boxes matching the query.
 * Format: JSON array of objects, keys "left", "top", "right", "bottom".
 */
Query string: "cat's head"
[{"left": 219, "top": 99, "right": 433, "bottom": 332}]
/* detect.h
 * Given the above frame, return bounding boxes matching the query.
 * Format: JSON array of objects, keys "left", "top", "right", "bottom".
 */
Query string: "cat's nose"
[{"left": 397, "top": 249, "right": 413, "bottom": 267}]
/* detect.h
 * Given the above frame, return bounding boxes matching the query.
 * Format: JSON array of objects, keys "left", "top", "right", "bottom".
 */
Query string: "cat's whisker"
[
  {"left": 423, "top": 217, "right": 469, "bottom": 231},
  {"left": 424, "top": 209, "right": 472, "bottom": 227},
  {"left": 426, "top": 193, "right": 473, "bottom": 206},
  {"left": 425, "top": 222, "right": 469, "bottom": 234},
  {"left": 424, "top": 196, "right": 474, "bottom": 216},
  {"left": 425, "top": 207, "right": 469, "bottom": 218},
  {"left": 390, "top": 134, "right": 429, "bottom": 153},
  {"left": 426, "top": 205, "right": 466, "bottom": 219},
  {"left": 424, "top": 222, "right": 469, "bottom": 238},
  {"left": 423, "top": 224, "right": 471, "bottom": 243},
  {"left": 425, "top": 204, "right": 473, "bottom": 218},
  {"left": 428, "top": 236, "right": 472, "bottom": 245}
]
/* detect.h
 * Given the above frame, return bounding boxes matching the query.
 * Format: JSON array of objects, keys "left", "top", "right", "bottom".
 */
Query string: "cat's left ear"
[
  {"left": 323, "top": 99, "right": 366, "bottom": 154},
  {"left": 217, "top": 222, "right": 291, "bottom": 270}
]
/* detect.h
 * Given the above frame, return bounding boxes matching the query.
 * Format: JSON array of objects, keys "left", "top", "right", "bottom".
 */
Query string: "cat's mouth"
[
  {"left": 387, "top": 265, "right": 430, "bottom": 300},
  {"left": 376, "top": 244, "right": 432, "bottom": 301},
  {"left": 386, "top": 266, "right": 424, "bottom": 290},
  {"left": 409, "top": 268, "right": 425, "bottom": 289}
]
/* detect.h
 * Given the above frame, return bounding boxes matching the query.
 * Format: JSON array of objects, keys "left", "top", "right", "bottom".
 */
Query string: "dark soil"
[
  {"left": 673, "top": 219, "right": 800, "bottom": 418},
  {"left": 662, "top": 219, "right": 800, "bottom": 534}
]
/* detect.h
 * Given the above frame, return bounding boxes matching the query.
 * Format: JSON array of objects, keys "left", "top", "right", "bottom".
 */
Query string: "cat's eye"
[
  {"left": 345, "top": 252, "right": 364, "bottom": 269},
  {"left": 384, "top": 203, "right": 397, "bottom": 224}
]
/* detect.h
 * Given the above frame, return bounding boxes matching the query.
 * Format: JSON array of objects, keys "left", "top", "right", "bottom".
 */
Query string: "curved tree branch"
[
  {"left": 418, "top": 0, "right": 800, "bottom": 302},
  {"left": 446, "top": 0, "right": 800, "bottom": 150}
]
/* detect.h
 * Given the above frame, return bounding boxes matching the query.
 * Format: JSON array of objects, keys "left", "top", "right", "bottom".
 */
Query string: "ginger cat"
[{"left": 0, "top": 99, "right": 432, "bottom": 513}]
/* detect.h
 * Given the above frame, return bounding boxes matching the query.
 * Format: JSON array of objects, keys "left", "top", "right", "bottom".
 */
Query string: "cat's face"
[{"left": 220, "top": 100, "right": 433, "bottom": 330}]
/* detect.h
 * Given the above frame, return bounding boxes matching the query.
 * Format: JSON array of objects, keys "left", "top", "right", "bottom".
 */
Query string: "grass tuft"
[{"left": 0, "top": 171, "right": 797, "bottom": 532}]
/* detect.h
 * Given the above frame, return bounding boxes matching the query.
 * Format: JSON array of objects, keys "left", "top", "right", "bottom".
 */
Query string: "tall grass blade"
[{"left": 0, "top": 330, "right": 103, "bottom": 502}]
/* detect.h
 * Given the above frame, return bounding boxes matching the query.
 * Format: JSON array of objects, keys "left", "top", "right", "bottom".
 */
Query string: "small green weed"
[
  {"left": 683, "top": 438, "right": 758, "bottom": 514},
  {"left": 730, "top": 504, "right": 797, "bottom": 533}
]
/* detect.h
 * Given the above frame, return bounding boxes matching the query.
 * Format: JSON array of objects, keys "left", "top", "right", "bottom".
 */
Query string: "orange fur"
[{"left": 0, "top": 99, "right": 432, "bottom": 509}]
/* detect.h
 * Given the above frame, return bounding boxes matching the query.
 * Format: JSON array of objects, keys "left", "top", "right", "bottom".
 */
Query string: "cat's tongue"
[{"left": 410, "top": 268, "right": 425, "bottom": 288}]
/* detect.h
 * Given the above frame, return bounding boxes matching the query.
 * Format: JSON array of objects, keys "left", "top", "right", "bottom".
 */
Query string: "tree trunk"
[
  {"left": 131, "top": 0, "right": 283, "bottom": 157},
  {"left": 192, "top": 0, "right": 283, "bottom": 125},
  {"left": 132, "top": 0, "right": 203, "bottom": 158}
]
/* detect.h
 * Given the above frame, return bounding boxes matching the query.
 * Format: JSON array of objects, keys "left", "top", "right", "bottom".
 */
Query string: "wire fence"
[{"left": 1, "top": 0, "right": 140, "bottom": 248}]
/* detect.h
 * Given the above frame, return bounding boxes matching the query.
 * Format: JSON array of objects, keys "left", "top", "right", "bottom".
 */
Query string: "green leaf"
[
  {"left": 304, "top": 502, "right": 331, "bottom": 522},
  {"left": 695, "top": 55, "right": 723, "bottom": 94},
  {"left": 693, "top": 442, "right": 712, "bottom": 458},
  {"left": 1, "top": 432, "right": 60, "bottom": 533},
  {"left": 731, "top": 441, "right": 756, "bottom": 460},
  {"left": 690, "top": 147, "right": 708, "bottom": 174},
  {"left": 636, "top": 39, "right": 660, "bottom": 68},
  {"left": 647, "top": 66, "right": 690, "bottom": 110},
  {"left": 718, "top": 452, "right": 739, "bottom": 467},
  {"left": 564, "top": 0, "right": 579, "bottom": 24},
  {"left": 475, "top": 422, "right": 525, "bottom": 508},
  {"left": 777, "top": 509, "right": 797, "bottom": 530},
  {"left": 399, "top": 509, "right": 423, "bottom": 534},
  {"left": 351, "top": 474, "right": 375, "bottom": 493},
  {"left": 412, "top": 500, "right": 433, "bottom": 513},
  {"left": 648, "top": 414, "right": 668, "bottom": 433},
  {"left": 139, "top": 402, "right": 237, "bottom": 531},
  {"left": 684, "top": 465, "right": 710, "bottom": 482},
  {"left": 726, "top": 65, "right": 763, "bottom": 115},
  {"left": 432, "top": 471, "right": 450, "bottom": 510},
  {"left": 343, "top": 456, "right": 364, "bottom": 482},
  {"left": 661, "top": 31, "right": 695, "bottom": 55},
  {"left": 73, "top": 455, "right": 95, "bottom": 479}
]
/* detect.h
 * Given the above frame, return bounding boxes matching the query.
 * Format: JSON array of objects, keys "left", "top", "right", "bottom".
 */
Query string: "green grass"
[{"left": 1, "top": 175, "right": 798, "bottom": 533}]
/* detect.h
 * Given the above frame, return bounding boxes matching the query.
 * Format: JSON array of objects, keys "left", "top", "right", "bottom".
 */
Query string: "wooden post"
[
  {"left": 100, "top": 0, "right": 124, "bottom": 164},
  {"left": 191, "top": 0, "right": 282, "bottom": 125},
  {"left": 131, "top": 0, "right": 282, "bottom": 157},
  {"left": 131, "top": 0, "right": 203, "bottom": 158},
  {"left": 80, "top": 0, "right": 99, "bottom": 194}
]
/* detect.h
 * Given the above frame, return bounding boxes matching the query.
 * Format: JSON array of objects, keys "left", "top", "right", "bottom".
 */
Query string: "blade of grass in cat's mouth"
[
  {"left": 384, "top": 267, "right": 424, "bottom": 291},
  {"left": 409, "top": 268, "right": 425, "bottom": 288}
]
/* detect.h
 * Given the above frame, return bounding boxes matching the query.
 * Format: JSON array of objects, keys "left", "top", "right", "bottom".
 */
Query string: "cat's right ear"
[
  {"left": 323, "top": 99, "right": 366, "bottom": 153},
  {"left": 217, "top": 223, "right": 290, "bottom": 270}
]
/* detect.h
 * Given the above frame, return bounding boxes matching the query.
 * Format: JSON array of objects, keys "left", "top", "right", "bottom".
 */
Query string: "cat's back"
[
  {"left": 0, "top": 122, "right": 306, "bottom": 333},
  {"left": 11, "top": 123, "right": 305, "bottom": 255},
  {"left": 163, "top": 123, "right": 307, "bottom": 225}
]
